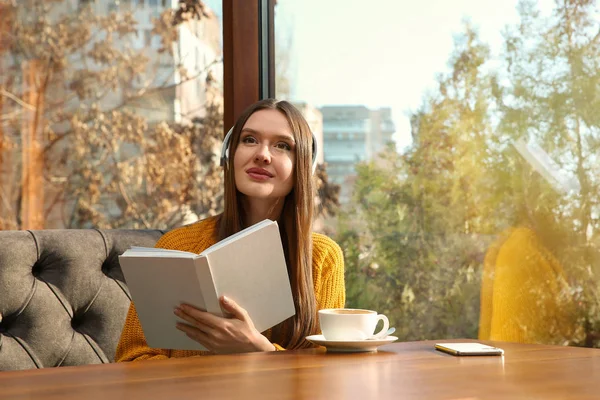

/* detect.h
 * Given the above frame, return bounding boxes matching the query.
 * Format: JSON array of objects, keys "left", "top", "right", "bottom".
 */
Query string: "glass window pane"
[
  {"left": 0, "top": 0, "right": 223, "bottom": 230},
  {"left": 275, "top": 0, "right": 600, "bottom": 348}
]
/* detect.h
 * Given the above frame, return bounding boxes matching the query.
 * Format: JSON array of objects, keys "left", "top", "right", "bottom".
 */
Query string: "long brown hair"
[{"left": 217, "top": 98, "right": 317, "bottom": 349}]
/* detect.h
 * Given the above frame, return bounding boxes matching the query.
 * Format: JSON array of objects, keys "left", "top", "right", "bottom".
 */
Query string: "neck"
[{"left": 241, "top": 197, "right": 286, "bottom": 227}]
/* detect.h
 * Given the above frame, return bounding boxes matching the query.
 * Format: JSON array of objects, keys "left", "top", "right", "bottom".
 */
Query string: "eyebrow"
[{"left": 241, "top": 128, "right": 295, "bottom": 143}]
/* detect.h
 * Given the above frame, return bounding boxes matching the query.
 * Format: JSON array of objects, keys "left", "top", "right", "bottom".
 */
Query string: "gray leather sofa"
[{"left": 0, "top": 229, "right": 165, "bottom": 371}]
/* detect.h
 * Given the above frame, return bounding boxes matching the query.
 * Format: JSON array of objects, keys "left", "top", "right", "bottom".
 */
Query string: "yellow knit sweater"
[
  {"left": 478, "top": 227, "right": 580, "bottom": 345},
  {"left": 116, "top": 216, "right": 346, "bottom": 361}
]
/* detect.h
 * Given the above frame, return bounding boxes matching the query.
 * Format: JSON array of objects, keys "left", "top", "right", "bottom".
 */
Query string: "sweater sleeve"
[
  {"left": 478, "top": 230, "right": 509, "bottom": 341},
  {"left": 484, "top": 227, "right": 579, "bottom": 345},
  {"left": 272, "top": 343, "right": 286, "bottom": 351},
  {"left": 313, "top": 234, "right": 346, "bottom": 310},
  {"left": 115, "top": 302, "right": 170, "bottom": 362}
]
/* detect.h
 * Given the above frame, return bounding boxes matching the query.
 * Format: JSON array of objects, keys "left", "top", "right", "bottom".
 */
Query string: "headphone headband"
[{"left": 219, "top": 127, "right": 319, "bottom": 174}]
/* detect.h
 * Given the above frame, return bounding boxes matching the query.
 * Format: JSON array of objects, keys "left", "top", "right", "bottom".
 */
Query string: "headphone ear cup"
[
  {"left": 311, "top": 132, "right": 318, "bottom": 175},
  {"left": 220, "top": 127, "right": 234, "bottom": 167}
]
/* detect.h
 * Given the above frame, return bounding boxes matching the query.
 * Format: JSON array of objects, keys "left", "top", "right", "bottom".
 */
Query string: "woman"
[
  {"left": 478, "top": 143, "right": 583, "bottom": 345},
  {"left": 116, "top": 99, "right": 345, "bottom": 361}
]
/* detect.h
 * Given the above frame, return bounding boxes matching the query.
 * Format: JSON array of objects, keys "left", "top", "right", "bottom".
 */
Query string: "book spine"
[{"left": 194, "top": 256, "right": 223, "bottom": 316}]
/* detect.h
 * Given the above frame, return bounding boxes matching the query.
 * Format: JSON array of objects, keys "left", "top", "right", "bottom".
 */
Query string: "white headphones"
[{"left": 219, "top": 126, "right": 319, "bottom": 174}]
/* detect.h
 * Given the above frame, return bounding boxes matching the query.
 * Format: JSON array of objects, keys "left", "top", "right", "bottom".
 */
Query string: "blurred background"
[{"left": 1, "top": 0, "right": 599, "bottom": 347}]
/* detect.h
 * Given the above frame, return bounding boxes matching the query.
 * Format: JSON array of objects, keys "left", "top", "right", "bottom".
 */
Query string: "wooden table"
[{"left": 2, "top": 339, "right": 599, "bottom": 399}]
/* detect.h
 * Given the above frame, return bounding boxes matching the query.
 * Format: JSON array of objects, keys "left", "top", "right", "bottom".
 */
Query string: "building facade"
[
  {"left": 320, "top": 105, "right": 395, "bottom": 203},
  {"left": 290, "top": 101, "right": 324, "bottom": 166}
]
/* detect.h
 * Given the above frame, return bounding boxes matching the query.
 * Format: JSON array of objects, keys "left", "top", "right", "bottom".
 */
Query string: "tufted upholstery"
[{"left": 0, "top": 229, "right": 165, "bottom": 371}]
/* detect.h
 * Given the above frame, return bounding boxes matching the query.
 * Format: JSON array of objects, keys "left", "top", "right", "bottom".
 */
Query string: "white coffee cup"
[{"left": 318, "top": 308, "right": 390, "bottom": 341}]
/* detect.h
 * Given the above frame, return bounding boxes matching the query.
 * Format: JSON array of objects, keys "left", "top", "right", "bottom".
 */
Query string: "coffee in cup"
[{"left": 318, "top": 308, "right": 390, "bottom": 341}]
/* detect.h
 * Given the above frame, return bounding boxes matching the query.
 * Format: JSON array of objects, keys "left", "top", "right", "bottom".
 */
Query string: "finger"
[
  {"left": 173, "top": 306, "right": 209, "bottom": 328},
  {"left": 174, "top": 309, "right": 215, "bottom": 336},
  {"left": 220, "top": 296, "right": 248, "bottom": 321},
  {"left": 176, "top": 322, "right": 214, "bottom": 350},
  {"left": 176, "top": 304, "right": 221, "bottom": 329}
]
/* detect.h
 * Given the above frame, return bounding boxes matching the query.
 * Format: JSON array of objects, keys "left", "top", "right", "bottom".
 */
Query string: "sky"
[
  {"left": 274, "top": 0, "right": 556, "bottom": 151},
  {"left": 200, "top": 0, "right": 556, "bottom": 151}
]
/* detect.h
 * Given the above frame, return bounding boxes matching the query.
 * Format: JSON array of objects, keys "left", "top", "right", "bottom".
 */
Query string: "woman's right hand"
[{"left": 174, "top": 296, "right": 275, "bottom": 354}]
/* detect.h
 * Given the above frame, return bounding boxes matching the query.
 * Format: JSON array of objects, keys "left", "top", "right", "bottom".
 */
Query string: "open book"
[
  {"left": 513, "top": 138, "right": 581, "bottom": 195},
  {"left": 119, "top": 219, "right": 295, "bottom": 351}
]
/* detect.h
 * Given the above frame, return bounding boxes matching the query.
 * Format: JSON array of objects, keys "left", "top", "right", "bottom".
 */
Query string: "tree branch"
[{"left": 0, "top": 88, "right": 36, "bottom": 110}]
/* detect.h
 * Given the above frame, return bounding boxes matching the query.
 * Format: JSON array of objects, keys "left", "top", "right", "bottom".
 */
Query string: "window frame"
[{"left": 222, "top": 0, "right": 274, "bottom": 131}]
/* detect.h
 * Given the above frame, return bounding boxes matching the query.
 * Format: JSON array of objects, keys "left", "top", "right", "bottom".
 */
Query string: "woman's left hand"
[{"left": 174, "top": 296, "right": 275, "bottom": 354}]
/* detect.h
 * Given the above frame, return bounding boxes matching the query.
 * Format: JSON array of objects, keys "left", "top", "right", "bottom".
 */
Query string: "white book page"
[
  {"left": 201, "top": 219, "right": 274, "bottom": 255},
  {"left": 128, "top": 246, "right": 197, "bottom": 254},
  {"left": 119, "top": 254, "right": 211, "bottom": 351},
  {"left": 513, "top": 138, "right": 580, "bottom": 194},
  {"left": 203, "top": 221, "right": 295, "bottom": 333},
  {"left": 122, "top": 247, "right": 199, "bottom": 258}
]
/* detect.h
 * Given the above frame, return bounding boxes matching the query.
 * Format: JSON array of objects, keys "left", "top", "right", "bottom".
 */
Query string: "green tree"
[
  {"left": 493, "top": 0, "right": 600, "bottom": 345},
  {"left": 338, "top": 23, "right": 495, "bottom": 341},
  {"left": 339, "top": 0, "right": 600, "bottom": 346}
]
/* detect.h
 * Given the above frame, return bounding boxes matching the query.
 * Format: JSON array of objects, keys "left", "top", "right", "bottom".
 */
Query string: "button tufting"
[
  {"left": 71, "top": 314, "right": 83, "bottom": 330},
  {"left": 101, "top": 260, "right": 112, "bottom": 276},
  {"left": 0, "top": 313, "right": 6, "bottom": 333},
  {"left": 31, "top": 261, "right": 43, "bottom": 277},
  {"left": 1, "top": 229, "right": 165, "bottom": 369}
]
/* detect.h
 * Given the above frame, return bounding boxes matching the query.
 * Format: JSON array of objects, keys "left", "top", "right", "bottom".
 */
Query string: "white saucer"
[{"left": 306, "top": 335, "right": 398, "bottom": 353}]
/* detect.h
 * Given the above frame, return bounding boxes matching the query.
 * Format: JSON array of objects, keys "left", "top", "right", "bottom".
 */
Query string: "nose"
[{"left": 254, "top": 145, "right": 272, "bottom": 164}]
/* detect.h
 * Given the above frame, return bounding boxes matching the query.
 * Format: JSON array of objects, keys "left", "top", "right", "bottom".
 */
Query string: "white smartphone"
[{"left": 434, "top": 343, "right": 504, "bottom": 356}]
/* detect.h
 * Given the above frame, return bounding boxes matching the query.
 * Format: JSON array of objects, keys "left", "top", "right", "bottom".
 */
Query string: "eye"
[
  {"left": 275, "top": 142, "right": 292, "bottom": 151},
  {"left": 241, "top": 135, "right": 257, "bottom": 144}
]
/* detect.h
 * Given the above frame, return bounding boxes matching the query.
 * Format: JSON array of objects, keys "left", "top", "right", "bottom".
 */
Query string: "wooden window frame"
[{"left": 222, "top": 0, "right": 275, "bottom": 131}]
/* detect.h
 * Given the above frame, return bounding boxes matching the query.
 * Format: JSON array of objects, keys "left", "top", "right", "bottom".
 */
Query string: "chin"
[
  {"left": 238, "top": 184, "right": 275, "bottom": 198},
  {"left": 245, "top": 191, "right": 274, "bottom": 199},
  {"left": 236, "top": 179, "right": 292, "bottom": 201}
]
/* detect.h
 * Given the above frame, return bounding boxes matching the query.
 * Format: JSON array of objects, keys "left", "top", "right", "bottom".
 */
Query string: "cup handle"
[{"left": 371, "top": 314, "right": 389, "bottom": 339}]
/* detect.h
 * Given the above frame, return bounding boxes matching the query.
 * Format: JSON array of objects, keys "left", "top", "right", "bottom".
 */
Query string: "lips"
[{"left": 246, "top": 167, "right": 274, "bottom": 180}]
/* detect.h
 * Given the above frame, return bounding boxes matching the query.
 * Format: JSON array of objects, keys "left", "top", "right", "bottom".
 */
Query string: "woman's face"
[{"left": 233, "top": 109, "right": 296, "bottom": 201}]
